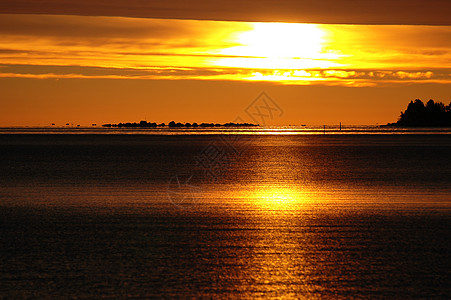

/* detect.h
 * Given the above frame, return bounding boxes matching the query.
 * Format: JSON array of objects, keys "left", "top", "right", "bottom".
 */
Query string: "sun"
[
  {"left": 233, "top": 23, "right": 325, "bottom": 59},
  {"left": 216, "top": 22, "right": 338, "bottom": 70}
]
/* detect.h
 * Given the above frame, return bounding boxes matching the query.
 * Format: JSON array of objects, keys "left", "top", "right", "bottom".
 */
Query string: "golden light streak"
[{"left": 244, "top": 185, "right": 317, "bottom": 213}]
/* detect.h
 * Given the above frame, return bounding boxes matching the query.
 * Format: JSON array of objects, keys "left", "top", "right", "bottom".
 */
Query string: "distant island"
[
  {"left": 384, "top": 99, "right": 451, "bottom": 127},
  {"left": 102, "top": 120, "right": 259, "bottom": 128}
]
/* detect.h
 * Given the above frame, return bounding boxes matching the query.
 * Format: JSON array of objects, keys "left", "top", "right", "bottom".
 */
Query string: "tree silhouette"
[{"left": 396, "top": 99, "right": 451, "bottom": 126}]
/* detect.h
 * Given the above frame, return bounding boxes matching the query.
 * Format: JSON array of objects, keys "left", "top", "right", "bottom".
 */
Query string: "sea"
[{"left": 1, "top": 126, "right": 450, "bottom": 298}]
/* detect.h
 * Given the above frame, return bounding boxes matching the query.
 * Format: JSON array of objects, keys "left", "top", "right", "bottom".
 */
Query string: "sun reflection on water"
[{"left": 244, "top": 185, "right": 318, "bottom": 214}]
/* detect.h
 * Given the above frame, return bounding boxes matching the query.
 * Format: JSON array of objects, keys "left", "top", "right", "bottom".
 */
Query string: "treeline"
[
  {"left": 102, "top": 120, "right": 258, "bottom": 128},
  {"left": 387, "top": 99, "right": 451, "bottom": 127}
]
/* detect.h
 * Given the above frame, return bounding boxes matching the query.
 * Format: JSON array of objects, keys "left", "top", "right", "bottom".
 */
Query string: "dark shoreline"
[{"left": 102, "top": 121, "right": 259, "bottom": 128}]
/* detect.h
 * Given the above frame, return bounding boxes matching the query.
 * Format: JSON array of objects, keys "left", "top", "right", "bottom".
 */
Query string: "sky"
[{"left": 0, "top": 1, "right": 450, "bottom": 126}]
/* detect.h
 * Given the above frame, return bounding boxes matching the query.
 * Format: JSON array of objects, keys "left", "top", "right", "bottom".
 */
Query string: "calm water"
[{"left": 1, "top": 130, "right": 450, "bottom": 298}]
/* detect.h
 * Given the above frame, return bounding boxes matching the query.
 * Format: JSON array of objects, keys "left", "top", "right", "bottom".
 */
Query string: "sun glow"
[
  {"left": 2, "top": 15, "right": 451, "bottom": 87},
  {"left": 230, "top": 23, "right": 325, "bottom": 58},
  {"left": 216, "top": 23, "right": 341, "bottom": 71}
]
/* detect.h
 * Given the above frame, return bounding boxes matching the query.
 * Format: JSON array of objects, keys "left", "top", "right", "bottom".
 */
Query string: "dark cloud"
[
  {"left": 0, "top": 0, "right": 450, "bottom": 25},
  {"left": 0, "top": 14, "right": 202, "bottom": 39},
  {"left": 0, "top": 64, "right": 230, "bottom": 77}
]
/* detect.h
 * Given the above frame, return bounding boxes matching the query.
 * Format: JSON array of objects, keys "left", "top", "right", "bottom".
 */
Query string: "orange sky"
[{"left": 0, "top": 11, "right": 450, "bottom": 126}]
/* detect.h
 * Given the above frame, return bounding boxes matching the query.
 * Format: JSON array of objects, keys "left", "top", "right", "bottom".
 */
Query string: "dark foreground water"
[{"left": 1, "top": 133, "right": 450, "bottom": 298}]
